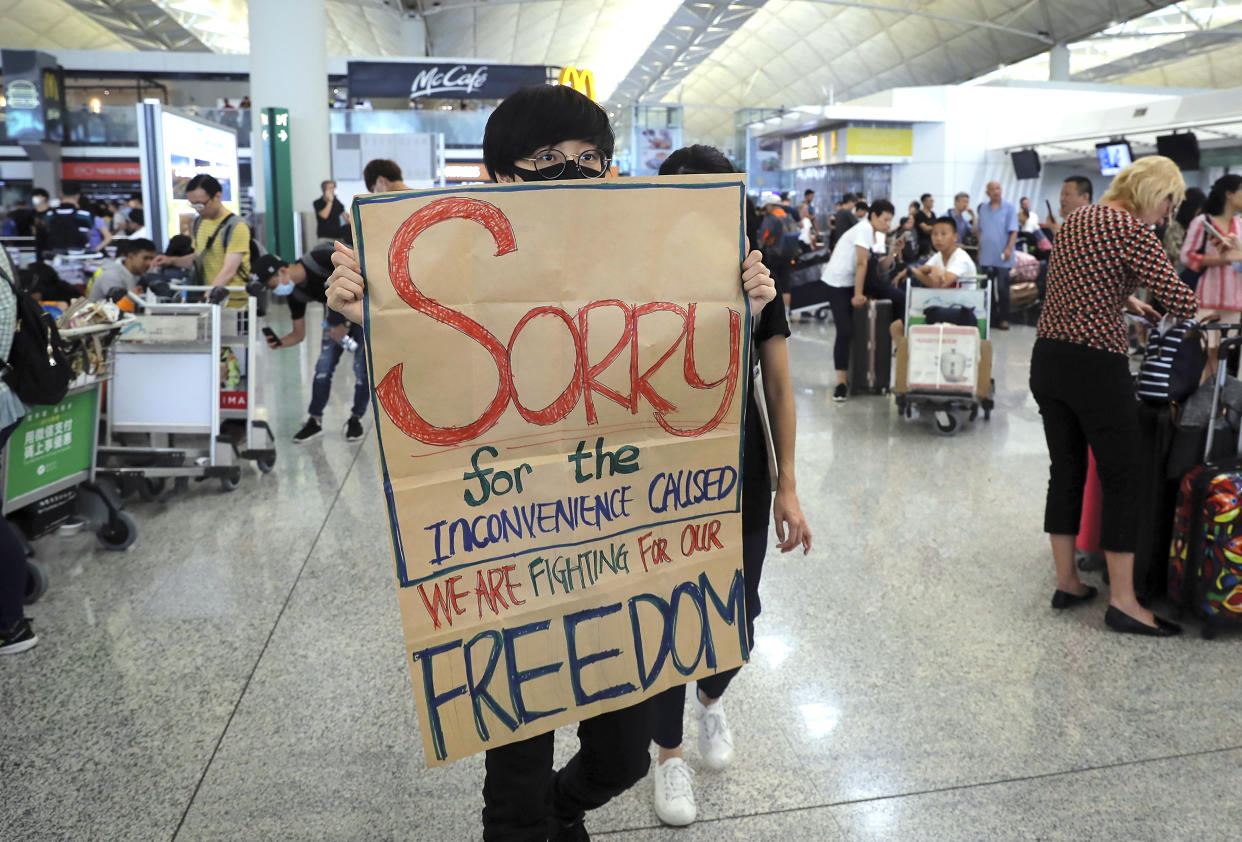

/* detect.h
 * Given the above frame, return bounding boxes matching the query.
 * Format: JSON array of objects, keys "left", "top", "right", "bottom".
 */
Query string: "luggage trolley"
[
  {"left": 2, "top": 317, "right": 139, "bottom": 604},
  {"left": 97, "top": 287, "right": 276, "bottom": 498},
  {"left": 894, "top": 276, "right": 995, "bottom": 436}
]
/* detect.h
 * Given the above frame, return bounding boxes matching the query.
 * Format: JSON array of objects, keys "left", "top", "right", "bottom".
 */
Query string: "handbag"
[{"left": 1178, "top": 215, "right": 1211, "bottom": 292}]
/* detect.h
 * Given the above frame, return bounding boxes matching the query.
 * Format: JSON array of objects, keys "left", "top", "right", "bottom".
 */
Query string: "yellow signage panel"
[
  {"left": 845, "top": 127, "right": 912, "bottom": 157},
  {"left": 558, "top": 66, "right": 596, "bottom": 101}
]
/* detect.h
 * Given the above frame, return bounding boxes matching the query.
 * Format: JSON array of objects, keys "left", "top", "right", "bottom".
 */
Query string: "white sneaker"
[
  {"left": 653, "top": 757, "right": 696, "bottom": 826},
  {"left": 694, "top": 691, "right": 734, "bottom": 771}
]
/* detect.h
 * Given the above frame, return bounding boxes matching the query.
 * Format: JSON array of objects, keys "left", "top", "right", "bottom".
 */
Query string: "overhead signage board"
[{"left": 348, "top": 61, "right": 549, "bottom": 101}]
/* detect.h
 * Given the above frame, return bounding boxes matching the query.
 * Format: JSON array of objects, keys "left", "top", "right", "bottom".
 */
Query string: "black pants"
[
  {"left": 1030, "top": 338, "right": 1140, "bottom": 552},
  {"left": 0, "top": 421, "right": 27, "bottom": 631},
  {"left": 825, "top": 274, "right": 906, "bottom": 372},
  {"left": 481, "top": 698, "right": 653, "bottom": 841},
  {"left": 651, "top": 476, "right": 771, "bottom": 749}
]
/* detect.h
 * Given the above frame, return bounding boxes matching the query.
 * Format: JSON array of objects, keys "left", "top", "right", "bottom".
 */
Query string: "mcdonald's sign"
[{"left": 557, "top": 66, "right": 596, "bottom": 101}]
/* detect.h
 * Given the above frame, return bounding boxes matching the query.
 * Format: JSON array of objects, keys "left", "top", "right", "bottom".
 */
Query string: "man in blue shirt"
[
  {"left": 951, "top": 192, "right": 975, "bottom": 244},
  {"left": 977, "top": 181, "right": 1018, "bottom": 330}
]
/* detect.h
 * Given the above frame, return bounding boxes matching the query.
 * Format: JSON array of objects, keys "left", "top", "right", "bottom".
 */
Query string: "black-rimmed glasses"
[{"left": 521, "top": 148, "right": 609, "bottom": 179}]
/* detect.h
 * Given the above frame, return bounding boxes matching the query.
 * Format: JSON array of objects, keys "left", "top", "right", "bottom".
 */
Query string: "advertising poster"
[
  {"left": 161, "top": 110, "right": 240, "bottom": 238},
  {"left": 4, "top": 389, "right": 96, "bottom": 505},
  {"left": 632, "top": 128, "right": 682, "bottom": 177},
  {"left": 353, "top": 175, "right": 751, "bottom": 766}
]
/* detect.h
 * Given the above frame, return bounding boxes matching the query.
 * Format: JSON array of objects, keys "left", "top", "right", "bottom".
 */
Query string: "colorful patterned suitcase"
[{"left": 1168, "top": 336, "right": 1242, "bottom": 638}]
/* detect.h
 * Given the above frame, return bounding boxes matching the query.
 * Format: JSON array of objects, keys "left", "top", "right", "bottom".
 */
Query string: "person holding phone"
[
  {"left": 252, "top": 241, "right": 368, "bottom": 444},
  {"left": 1182, "top": 174, "right": 1242, "bottom": 376}
]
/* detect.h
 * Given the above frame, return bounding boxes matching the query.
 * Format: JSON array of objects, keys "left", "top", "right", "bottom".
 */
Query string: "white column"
[
  {"left": 401, "top": 12, "right": 428, "bottom": 57},
  {"left": 247, "top": 0, "right": 329, "bottom": 232},
  {"left": 1049, "top": 43, "right": 1071, "bottom": 82}
]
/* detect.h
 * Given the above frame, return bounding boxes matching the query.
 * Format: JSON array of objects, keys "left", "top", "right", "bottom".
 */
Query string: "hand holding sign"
[{"left": 328, "top": 241, "right": 365, "bottom": 324}]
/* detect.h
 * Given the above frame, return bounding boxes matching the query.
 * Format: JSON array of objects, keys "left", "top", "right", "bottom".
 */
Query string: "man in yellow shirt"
[{"left": 152, "top": 174, "right": 250, "bottom": 296}]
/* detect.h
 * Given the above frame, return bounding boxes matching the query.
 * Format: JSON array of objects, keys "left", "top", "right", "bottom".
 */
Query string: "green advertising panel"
[
  {"left": 5, "top": 388, "right": 96, "bottom": 504},
  {"left": 260, "top": 106, "right": 296, "bottom": 261}
]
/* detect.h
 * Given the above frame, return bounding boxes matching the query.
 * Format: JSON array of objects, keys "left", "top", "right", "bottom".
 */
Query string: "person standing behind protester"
[
  {"left": 650, "top": 145, "right": 811, "bottom": 828},
  {"left": 150, "top": 174, "right": 250, "bottom": 297},
  {"left": 914, "top": 193, "right": 936, "bottom": 257},
  {"left": 43, "top": 188, "right": 93, "bottom": 253},
  {"left": 758, "top": 192, "right": 796, "bottom": 313},
  {"left": 313, "top": 180, "right": 347, "bottom": 244},
  {"left": 323, "top": 84, "right": 776, "bottom": 842},
  {"left": 821, "top": 199, "right": 897, "bottom": 402},
  {"left": 1044, "top": 176, "right": 1094, "bottom": 238},
  {"left": 254, "top": 244, "right": 368, "bottom": 443},
  {"left": 1030, "top": 156, "right": 1209, "bottom": 638},
  {"left": 363, "top": 159, "right": 409, "bottom": 194},
  {"left": 829, "top": 192, "right": 858, "bottom": 247},
  {"left": 977, "top": 181, "right": 1018, "bottom": 330},
  {"left": 1183, "top": 174, "right": 1242, "bottom": 375},
  {"left": 951, "top": 192, "right": 975, "bottom": 245},
  {"left": 1164, "top": 186, "right": 1205, "bottom": 266},
  {"left": 0, "top": 245, "right": 35, "bottom": 655}
]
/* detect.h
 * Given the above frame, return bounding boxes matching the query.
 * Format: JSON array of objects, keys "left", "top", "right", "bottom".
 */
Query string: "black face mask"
[{"left": 513, "top": 162, "right": 599, "bottom": 182}]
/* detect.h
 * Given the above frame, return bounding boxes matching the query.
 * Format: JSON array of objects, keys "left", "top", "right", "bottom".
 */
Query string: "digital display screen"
[
  {"left": 1096, "top": 141, "right": 1133, "bottom": 177},
  {"left": 160, "top": 110, "right": 239, "bottom": 239}
]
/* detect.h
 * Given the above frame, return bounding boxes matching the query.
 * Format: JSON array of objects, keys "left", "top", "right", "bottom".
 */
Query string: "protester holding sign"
[
  {"left": 327, "top": 84, "right": 777, "bottom": 842},
  {"left": 650, "top": 144, "right": 812, "bottom": 827}
]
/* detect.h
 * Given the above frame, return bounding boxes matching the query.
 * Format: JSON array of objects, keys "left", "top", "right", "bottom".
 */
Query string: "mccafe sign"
[{"left": 348, "top": 61, "right": 548, "bottom": 100}]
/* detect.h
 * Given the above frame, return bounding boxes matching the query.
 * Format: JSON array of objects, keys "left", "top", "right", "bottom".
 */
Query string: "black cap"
[
  {"left": 251, "top": 253, "right": 288, "bottom": 284},
  {"left": 165, "top": 234, "right": 193, "bottom": 257}
]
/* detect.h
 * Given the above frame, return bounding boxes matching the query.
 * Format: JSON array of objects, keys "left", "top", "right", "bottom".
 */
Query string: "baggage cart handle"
[{"left": 1203, "top": 333, "right": 1242, "bottom": 459}]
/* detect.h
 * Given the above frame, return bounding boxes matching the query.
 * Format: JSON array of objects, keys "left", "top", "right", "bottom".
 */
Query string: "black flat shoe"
[
  {"left": 1052, "top": 586, "right": 1098, "bottom": 609},
  {"left": 1105, "top": 606, "right": 1183, "bottom": 637}
]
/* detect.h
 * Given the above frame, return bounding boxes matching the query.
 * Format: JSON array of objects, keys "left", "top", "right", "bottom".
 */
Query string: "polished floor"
[{"left": 5, "top": 315, "right": 1240, "bottom": 842}]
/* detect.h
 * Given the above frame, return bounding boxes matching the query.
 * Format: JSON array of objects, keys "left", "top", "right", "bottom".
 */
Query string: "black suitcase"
[
  {"left": 848, "top": 299, "right": 891, "bottom": 395},
  {"left": 789, "top": 280, "right": 832, "bottom": 320}
]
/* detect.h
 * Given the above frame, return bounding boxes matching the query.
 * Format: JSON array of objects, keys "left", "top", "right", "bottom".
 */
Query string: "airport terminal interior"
[{"left": 5, "top": 2, "right": 1242, "bottom": 841}]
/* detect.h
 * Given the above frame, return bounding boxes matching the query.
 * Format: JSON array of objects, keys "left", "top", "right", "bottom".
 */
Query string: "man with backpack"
[
  {"left": 151, "top": 174, "right": 251, "bottom": 300},
  {"left": 759, "top": 192, "right": 799, "bottom": 313}
]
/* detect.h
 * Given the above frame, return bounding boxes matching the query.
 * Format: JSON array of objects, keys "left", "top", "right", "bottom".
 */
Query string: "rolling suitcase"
[
  {"left": 1168, "top": 336, "right": 1242, "bottom": 638},
  {"left": 1076, "top": 449, "right": 1102, "bottom": 555},
  {"left": 848, "top": 299, "right": 891, "bottom": 395}
]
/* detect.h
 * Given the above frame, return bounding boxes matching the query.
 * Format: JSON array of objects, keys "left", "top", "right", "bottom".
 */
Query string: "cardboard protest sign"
[{"left": 353, "top": 175, "right": 750, "bottom": 766}]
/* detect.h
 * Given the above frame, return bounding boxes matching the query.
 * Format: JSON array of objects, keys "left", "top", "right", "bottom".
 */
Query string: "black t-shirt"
[
  {"left": 44, "top": 203, "right": 93, "bottom": 250},
  {"left": 313, "top": 196, "right": 347, "bottom": 239},
  {"left": 285, "top": 243, "right": 340, "bottom": 322},
  {"left": 914, "top": 209, "right": 936, "bottom": 254},
  {"left": 9, "top": 208, "right": 35, "bottom": 237},
  {"left": 831, "top": 209, "right": 858, "bottom": 246},
  {"left": 742, "top": 298, "right": 791, "bottom": 498}
]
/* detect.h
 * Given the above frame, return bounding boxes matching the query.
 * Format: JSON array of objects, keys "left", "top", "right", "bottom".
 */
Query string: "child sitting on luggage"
[{"left": 910, "top": 217, "right": 977, "bottom": 289}]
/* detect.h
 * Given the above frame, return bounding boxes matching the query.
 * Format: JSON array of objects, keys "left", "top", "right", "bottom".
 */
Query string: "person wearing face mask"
[
  {"left": 322, "top": 83, "right": 776, "bottom": 842},
  {"left": 252, "top": 243, "right": 368, "bottom": 444},
  {"left": 1030, "top": 156, "right": 1199, "bottom": 638}
]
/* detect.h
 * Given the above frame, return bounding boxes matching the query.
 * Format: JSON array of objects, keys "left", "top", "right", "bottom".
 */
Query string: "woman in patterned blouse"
[{"left": 1030, "top": 156, "right": 1210, "bottom": 637}]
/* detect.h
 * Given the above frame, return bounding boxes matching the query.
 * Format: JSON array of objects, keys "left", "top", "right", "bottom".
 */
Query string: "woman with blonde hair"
[{"left": 1029, "top": 156, "right": 1201, "bottom": 636}]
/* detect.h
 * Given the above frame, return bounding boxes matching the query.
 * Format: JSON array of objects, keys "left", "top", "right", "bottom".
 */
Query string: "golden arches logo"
[{"left": 558, "top": 66, "right": 596, "bottom": 101}]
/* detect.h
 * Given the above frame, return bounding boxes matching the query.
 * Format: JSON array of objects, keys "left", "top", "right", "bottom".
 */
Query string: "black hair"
[
  {"left": 1064, "top": 175, "right": 1094, "bottom": 203},
  {"left": 32, "top": 187, "right": 49, "bottom": 199},
  {"left": 920, "top": 193, "right": 932, "bottom": 203},
  {"left": 123, "top": 238, "right": 156, "bottom": 256},
  {"left": 1205, "top": 174, "right": 1242, "bottom": 216},
  {"left": 841, "top": 192, "right": 857, "bottom": 204},
  {"left": 933, "top": 215, "right": 958, "bottom": 230},
  {"left": 870, "top": 199, "right": 895, "bottom": 218},
  {"left": 804, "top": 188, "right": 814, "bottom": 196},
  {"left": 186, "top": 173, "right": 222, "bottom": 197},
  {"left": 855, "top": 202, "right": 870, "bottom": 214},
  {"left": 898, "top": 216, "right": 909, "bottom": 227},
  {"left": 129, "top": 207, "right": 144, "bottom": 225},
  {"left": 363, "top": 159, "right": 402, "bottom": 191},
  {"left": 658, "top": 144, "right": 734, "bottom": 176},
  {"left": 482, "top": 85, "right": 614, "bottom": 182},
  {"left": 1176, "top": 186, "right": 1207, "bottom": 230}
]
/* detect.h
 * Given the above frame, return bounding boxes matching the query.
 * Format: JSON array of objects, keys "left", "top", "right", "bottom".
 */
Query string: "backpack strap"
[{"left": 201, "top": 213, "right": 237, "bottom": 254}]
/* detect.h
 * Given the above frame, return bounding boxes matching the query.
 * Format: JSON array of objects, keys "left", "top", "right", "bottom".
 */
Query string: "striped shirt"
[{"left": 1037, "top": 204, "right": 1197, "bottom": 356}]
